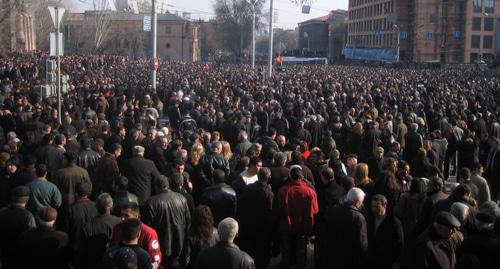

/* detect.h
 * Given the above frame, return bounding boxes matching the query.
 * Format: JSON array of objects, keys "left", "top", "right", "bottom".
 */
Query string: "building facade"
[
  {"left": 298, "top": 10, "right": 347, "bottom": 61},
  {"left": 346, "top": 0, "right": 500, "bottom": 63},
  {"left": 64, "top": 11, "right": 200, "bottom": 61}
]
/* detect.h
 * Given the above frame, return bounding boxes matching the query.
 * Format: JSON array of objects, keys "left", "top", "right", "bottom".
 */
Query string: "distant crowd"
[{"left": 0, "top": 53, "right": 499, "bottom": 269}]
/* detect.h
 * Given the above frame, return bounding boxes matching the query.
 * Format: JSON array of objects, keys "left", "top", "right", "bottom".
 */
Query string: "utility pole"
[
  {"left": 246, "top": 0, "right": 257, "bottom": 69},
  {"left": 151, "top": 0, "right": 158, "bottom": 89},
  {"left": 267, "top": 0, "right": 274, "bottom": 78},
  {"left": 56, "top": 7, "right": 62, "bottom": 124},
  {"left": 48, "top": 5, "right": 65, "bottom": 124}
]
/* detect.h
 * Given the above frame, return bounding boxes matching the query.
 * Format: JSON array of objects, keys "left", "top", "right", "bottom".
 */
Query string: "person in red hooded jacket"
[
  {"left": 112, "top": 202, "right": 162, "bottom": 268},
  {"left": 273, "top": 165, "right": 318, "bottom": 269}
]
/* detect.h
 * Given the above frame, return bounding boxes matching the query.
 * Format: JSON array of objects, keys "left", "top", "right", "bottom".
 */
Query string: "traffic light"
[{"left": 45, "top": 59, "right": 57, "bottom": 83}]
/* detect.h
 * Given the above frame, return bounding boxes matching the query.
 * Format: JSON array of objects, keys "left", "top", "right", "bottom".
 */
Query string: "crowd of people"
[{"left": 0, "top": 53, "right": 499, "bottom": 269}]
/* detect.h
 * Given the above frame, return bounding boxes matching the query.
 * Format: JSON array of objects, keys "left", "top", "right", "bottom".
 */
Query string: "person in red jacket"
[
  {"left": 273, "top": 165, "right": 319, "bottom": 269},
  {"left": 112, "top": 202, "right": 162, "bottom": 268}
]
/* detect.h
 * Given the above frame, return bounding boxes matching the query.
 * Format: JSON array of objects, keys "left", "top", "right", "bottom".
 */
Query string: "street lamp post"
[
  {"left": 246, "top": 0, "right": 258, "bottom": 69},
  {"left": 268, "top": 0, "right": 274, "bottom": 78},
  {"left": 151, "top": 0, "right": 157, "bottom": 89}
]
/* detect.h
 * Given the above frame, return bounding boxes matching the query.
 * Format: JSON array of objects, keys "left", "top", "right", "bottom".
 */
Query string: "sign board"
[
  {"left": 49, "top": 33, "right": 64, "bottom": 56},
  {"left": 143, "top": 15, "right": 151, "bottom": 32},
  {"left": 48, "top": 6, "right": 65, "bottom": 28}
]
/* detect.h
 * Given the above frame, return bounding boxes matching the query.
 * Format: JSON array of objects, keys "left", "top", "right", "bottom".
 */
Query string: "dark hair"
[
  {"left": 321, "top": 167, "right": 335, "bottom": 181},
  {"left": 191, "top": 205, "right": 215, "bottom": 245},
  {"left": 114, "top": 176, "right": 129, "bottom": 191},
  {"left": 155, "top": 175, "right": 170, "bottom": 190},
  {"left": 371, "top": 194, "right": 388, "bottom": 205},
  {"left": 290, "top": 151, "right": 304, "bottom": 165},
  {"left": 64, "top": 151, "right": 78, "bottom": 163},
  {"left": 54, "top": 134, "right": 66, "bottom": 145},
  {"left": 258, "top": 167, "right": 271, "bottom": 183},
  {"left": 409, "top": 178, "right": 426, "bottom": 195},
  {"left": 174, "top": 158, "right": 185, "bottom": 167},
  {"left": 342, "top": 176, "right": 355, "bottom": 193},
  {"left": 76, "top": 182, "right": 92, "bottom": 197},
  {"left": 268, "top": 127, "right": 277, "bottom": 137},
  {"left": 80, "top": 138, "right": 91, "bottom": 149},
  {"left": 235, "top": 156, "right": 250, "bottom": 170},
  {"left": 290, "top": 167, "right": 304, "bottom": 181},
  {"left": 169, "top": 173, "right": 184, "bottom": 189},
  {"left": 110, "top": 143, "right": 122, "bottom": 153},
  {"left": 459, "top": 168, "right": 471, "bottom": 181},
  {"left": 121, "top": 202, "right": 140, "bottom": 214},
  {"left": 249, "top": 157, "right": 262, "bottom": 167},
  {"left": 35, "top": 164, "right": 48, "bottom": 177},
  {"left": 213, "top": 169, "right": 226, "bottom": 183},
  {"left": 471, "top": 162, "right": 482, "bottom": 171},
  {"left": 376, "top": 170, "right": 401, "bottom": 192},
  {"left": 41, "top": 134, "right": 54, "bottom": 145},
  {"left": 121, "top": 218, "right": 142, "bottom": 242}
]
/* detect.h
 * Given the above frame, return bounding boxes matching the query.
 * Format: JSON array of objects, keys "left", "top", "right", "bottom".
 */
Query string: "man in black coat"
[
  {"left": 325, "top": 187, "right": 368, "bottom": 269},
  {"left": 111, "top": 176, "right": 139, "bottom": 216},
  {"left": 411, "top": 211, "right": 461, "bottom": 269},
  {"left": 142, "top": 175, "right": 191, "bottom": 269},
  {"left": 235, "top": 167, "right": 274, "bottom": 269},
  {"left": 75, "top": 193, "right": 121, "bottom": 269},
  {"left": 269, "top": 152, "right": 290, "bottom": 195},
  {"left": 255, "top": 128, "right": 279, "bottom": 159},
  {"left": 362, "top": 121, "right": 381, "bottom": 162},
  {"left": 17, "top": 207, "right": 70, "bottom": 269},
  {"left": 199, "top": 169, "right": 237, "bottom": 225},
  {"left": 197, "top": 141, "right": 231, "bottom": 194},
  {"left": 315, "top": 167, "right": 343, "bottom": 269},
  {"left": 457, "top": 212, "right": 500, "bottom": 269},
  {"left": 196, "top": 217, "right": 255, "bottom": 269},
  {"left": 120, "top": 145, "right": 160, "bottom": 205},
  {"left": 403, "top": 123, "right": 423, "bottom": 163},
  {"left": 64, "top": 182, "right": 98, "bottom": 244},
  {"left": 0, "top": 186, "right": 36, "bottom": 269},
  {"left": 485, "top": 137, "right": 500, "bottom": 199},
  {"left": 366, "top": 194, "right": 404, "bottom": 269}
]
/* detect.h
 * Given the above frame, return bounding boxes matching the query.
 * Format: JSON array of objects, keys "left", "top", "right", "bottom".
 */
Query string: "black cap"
[
  {"left": 112, "top": 247, "right": 137, "bottom": 268},
  {"left": 11, "top": 186, "right": 30, "bottom": 198},
  {"left": 435, "top": 211, "right": 461, "bottom": 228}
]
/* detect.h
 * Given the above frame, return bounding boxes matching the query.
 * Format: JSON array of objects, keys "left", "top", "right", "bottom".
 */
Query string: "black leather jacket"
[
  {"left": 195, "top": 242, "right": 255, "bottom": 269},
  {"left": 77, "top": 149, "right": 101, "bottom": 177},
  {"left": 199, "top": 183, "right": 236, "bottom": 224},
  {"left": 142, "top": 190, "right": 191, "bottom": 258},
  {"left": 198, "top": 153, "right": 230, "bottom": 189}
]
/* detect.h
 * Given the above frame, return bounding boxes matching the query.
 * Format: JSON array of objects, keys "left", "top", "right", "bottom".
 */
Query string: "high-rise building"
[{"left": 345, "top": 0, "right": 500, "bottom": 63}]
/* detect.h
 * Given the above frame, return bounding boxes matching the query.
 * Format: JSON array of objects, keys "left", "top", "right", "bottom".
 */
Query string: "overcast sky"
[{"left": 71, "top": 0, "right": 348, "bottom": 29}]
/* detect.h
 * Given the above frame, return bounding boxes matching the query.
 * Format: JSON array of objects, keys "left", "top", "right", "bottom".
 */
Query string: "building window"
[
  {"left": 483, "top": 35, "right": 493, "bottom": 48},
  {"left": 484, "top": 18, "right": 494, "bottom": 31},
  {"left": 473, "top": 0, "right": 482, "bottom": 13},
  {"left": 485, "top": 0, "right": 494, "bottom": 13},
  {"left": 472, "top": 18, "right": 482, "bottom": 31},
  {"left": 430, "top": 12, "right": 438, "bottom": 23},
  {"left": 471, "top": 35, "right": 481, "bottom": 48},
  {"left": 166, "top": 43, "right": 171, "bottom": 48},
  {"left": 165, "top": 26, "right": 172, "bottom": 34}
]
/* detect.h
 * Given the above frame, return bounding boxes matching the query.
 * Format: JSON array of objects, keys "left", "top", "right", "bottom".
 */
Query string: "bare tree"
[
  {"left": 87, "top": 0, "right": 117, "bottom": 52},
  {"left": 212, "top": 0, "right": 265, "bottom": 59}
]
